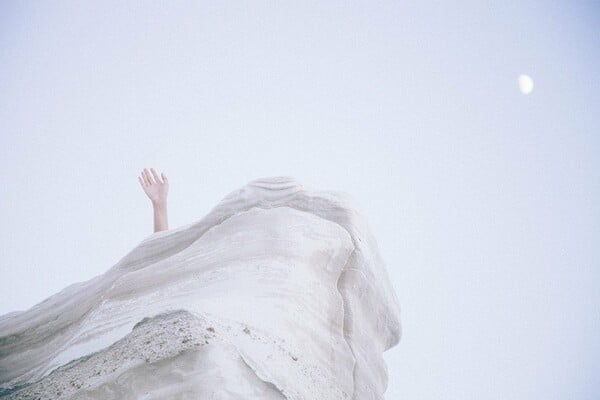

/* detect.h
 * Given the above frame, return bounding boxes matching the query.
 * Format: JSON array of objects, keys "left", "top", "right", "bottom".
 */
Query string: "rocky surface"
[{"left": 0, "top": 176, "right": 401, "bottom": 399}]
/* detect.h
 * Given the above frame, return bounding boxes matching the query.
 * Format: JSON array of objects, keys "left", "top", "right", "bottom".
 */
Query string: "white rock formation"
[{"left": 0, "top": 176, "right": 401, "bottom": 399}]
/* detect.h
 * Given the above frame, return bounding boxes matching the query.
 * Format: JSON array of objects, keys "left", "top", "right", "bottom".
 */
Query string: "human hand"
[{"left": 138, "top": 167, "right": 169, "bottom": 205}]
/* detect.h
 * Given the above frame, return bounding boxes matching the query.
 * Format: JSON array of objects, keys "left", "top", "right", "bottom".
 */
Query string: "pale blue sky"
[{"left": 1, "top": 1, "right": 599, "bottom": 399}]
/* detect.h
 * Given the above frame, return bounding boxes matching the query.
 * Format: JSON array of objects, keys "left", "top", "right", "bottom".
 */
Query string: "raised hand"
[
  {"left": 139, "top": 167, "right": 169, "bottom": 205},
  {"left": 138, "top": 167, "right": 169, "bottom": 232}
]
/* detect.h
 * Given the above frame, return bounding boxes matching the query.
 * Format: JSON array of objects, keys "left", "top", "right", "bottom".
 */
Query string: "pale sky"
[{"left": 1, "top": 1, "right": 599, "bottom": 399}]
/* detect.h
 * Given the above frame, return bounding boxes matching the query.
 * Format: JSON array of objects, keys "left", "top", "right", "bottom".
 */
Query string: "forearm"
[{"left": 152, "top": 201, "right": 169, "bottom": 232}]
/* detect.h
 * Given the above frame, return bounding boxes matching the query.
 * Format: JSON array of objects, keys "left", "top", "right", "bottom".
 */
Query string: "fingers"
[
  {"left": 142, "top": 168, "right": 152, "bottom": 186},
  {"left": 140, "top": 167, "right": 167, "bottom": 186},
  {"left": 150, "top": 168, "right": 162, "bottom": 184},
  {"left": 144, "top": 168, "right": 154, "bottom": 185},
  {"left": 139, "top": 173, "right": 148, "bottom": 187}
]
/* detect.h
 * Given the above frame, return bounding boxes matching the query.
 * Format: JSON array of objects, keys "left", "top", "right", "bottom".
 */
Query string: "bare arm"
[{"left": 138, "top": 167, "right": 169, "bottom": 233}]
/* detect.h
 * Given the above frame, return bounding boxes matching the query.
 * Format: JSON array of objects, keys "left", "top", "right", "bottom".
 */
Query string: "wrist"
[{"left": 152, "top": 200, "right": 167, "bottom": 208}]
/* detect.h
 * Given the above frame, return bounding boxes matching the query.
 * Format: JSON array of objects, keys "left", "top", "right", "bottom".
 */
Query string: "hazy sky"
[{"left": 1, "top": 1, "right": 599, "bottom": 399}]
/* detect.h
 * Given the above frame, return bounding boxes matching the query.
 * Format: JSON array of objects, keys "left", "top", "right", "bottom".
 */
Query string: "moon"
[{"left": 518, "top": 74, "right": 534, "bottom": 94}]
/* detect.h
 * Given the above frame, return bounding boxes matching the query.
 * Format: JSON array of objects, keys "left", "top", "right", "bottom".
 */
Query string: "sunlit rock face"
[{"left": 0, "top": 176, "right": 402, "bottom": 400}]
